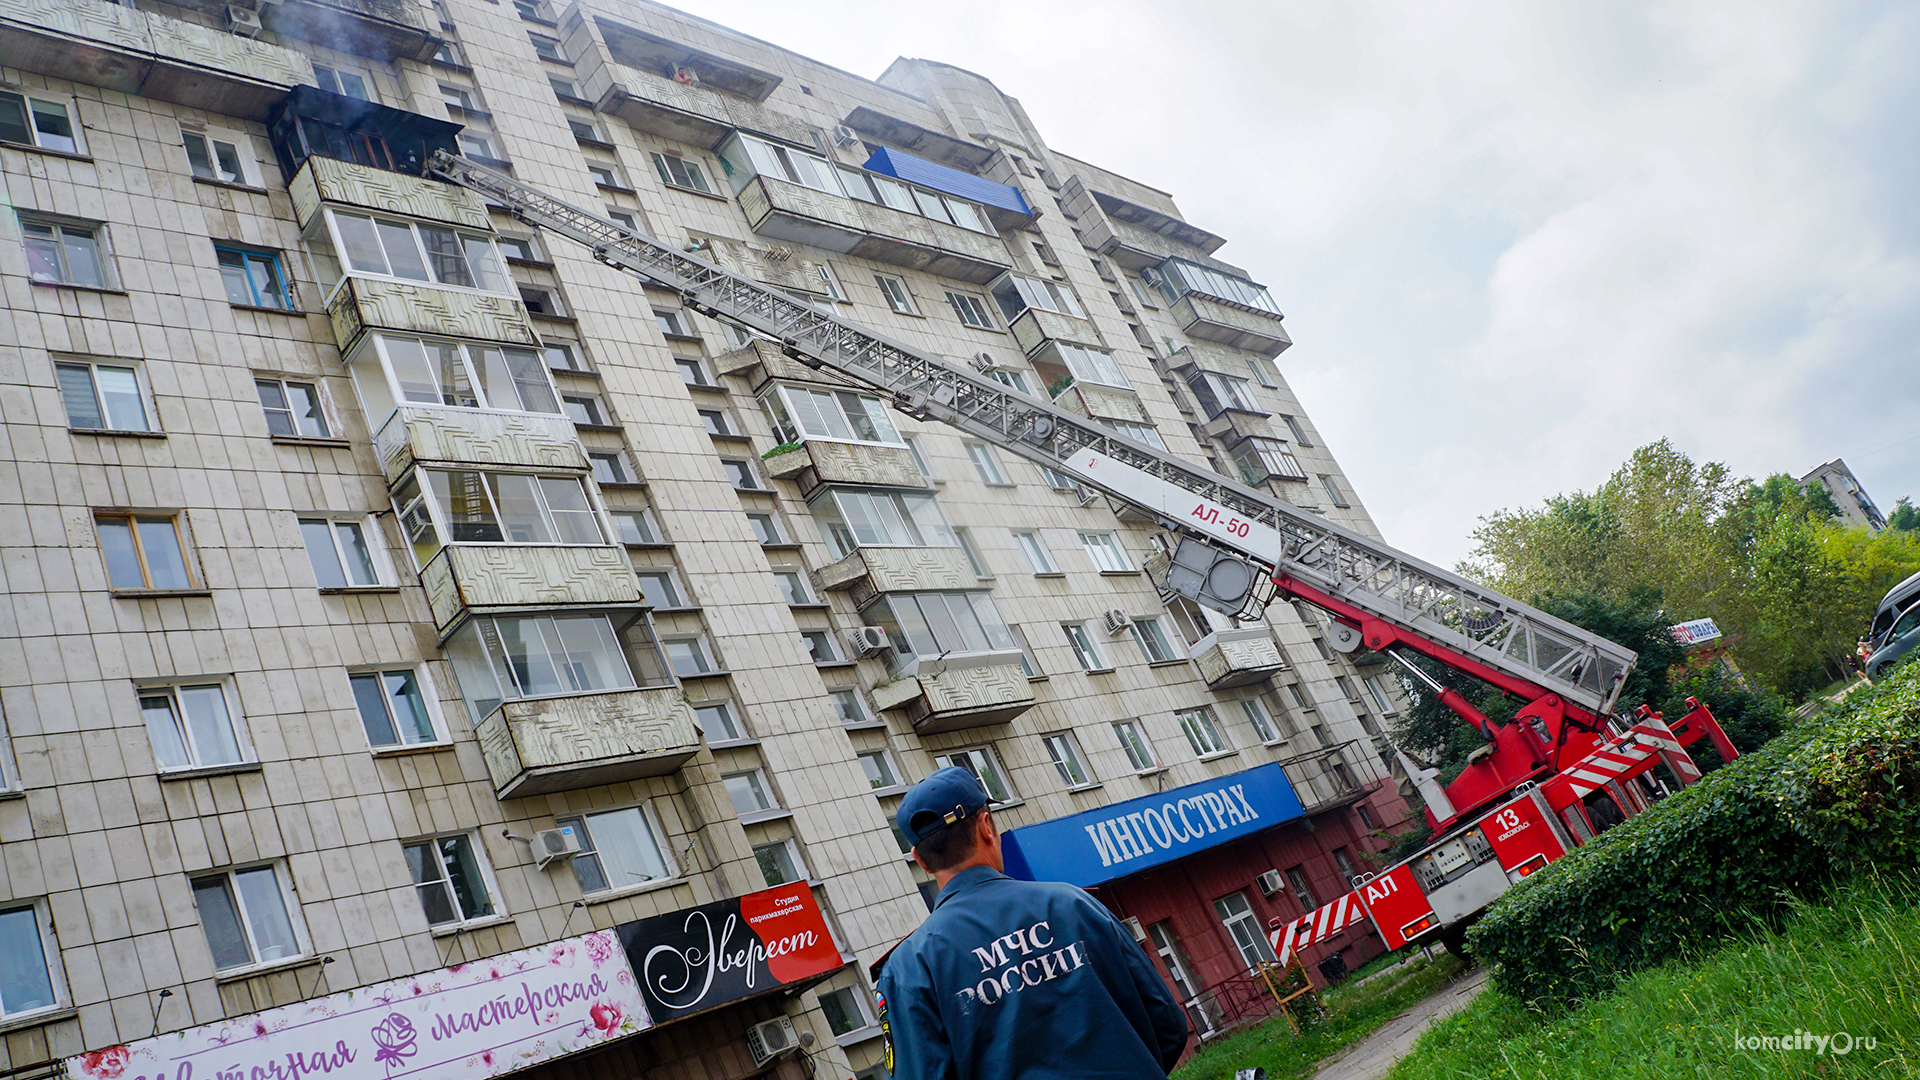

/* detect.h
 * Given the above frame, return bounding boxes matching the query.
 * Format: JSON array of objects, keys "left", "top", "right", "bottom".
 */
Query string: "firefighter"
[{"left": 875, "top": 768, "right": 1190, "bottom": 1080}]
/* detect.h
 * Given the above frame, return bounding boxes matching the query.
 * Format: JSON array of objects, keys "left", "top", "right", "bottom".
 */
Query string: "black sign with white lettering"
[{"left": 616, "top": 882, "right": 842, "bottom": 1023}]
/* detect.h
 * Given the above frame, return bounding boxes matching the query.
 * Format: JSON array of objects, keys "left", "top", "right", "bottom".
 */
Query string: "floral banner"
[{"left": 66, "top": 930, "right": 648, "bottom": 1080}]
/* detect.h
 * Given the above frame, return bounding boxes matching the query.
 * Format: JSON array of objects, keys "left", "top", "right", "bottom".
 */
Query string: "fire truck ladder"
[{"left": 426, "top": 151, "right": 1636, "bottom": 719}]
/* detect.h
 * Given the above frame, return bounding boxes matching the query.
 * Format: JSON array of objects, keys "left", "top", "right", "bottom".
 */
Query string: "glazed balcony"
[
  {"left": 1171, "top": 293, "right": 1292, "bottom": 358},
  {"left": 1053, "top": 381, "right": 1153, "bottom": 427},
  {"left": 327, "top": 276, "right": 541, "bottom": 355},
  {"left": 291, "top": 156, "right": 490, "bottom": 232},
  {"left": 373, "top": 405, "right": 586, "bottom": 486},
  {"left": 419, "top": 545, "right": 640, "bottom": 632},
  {"left": 761, "top": 439, "right": 926, "bottom": 495},
  {"left": 1192, "top": 627, "right": 1286, "bottom": 689},
  {"left": 1201, "top": 409, "right": 1277, "bottom": 449},
  {"left": 871, "top": 652, "right": 1036, "bottom": 733},
  {"left": 0, "top": 0, "right": 314, "bottom": 121},
  {"left": 477, "top": 686, "right": 700, "bottom": 799},
  {"left": 816, "top": 546, "right": 975, "bottom": 607},
  {"left": 737, "top": 175, "right": 1010, "bottom": 285},
  {"left": 262, "top": 0, "right": 441, "bottom": 62}
]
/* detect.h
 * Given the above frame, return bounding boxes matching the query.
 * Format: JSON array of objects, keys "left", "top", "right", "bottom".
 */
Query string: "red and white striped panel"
[
  {"left": 1267, "top": 889, "right": 1370, "bottom": 967},
  {"left": 1562, "top": 720, "right": 1696, "bottom": 799}
]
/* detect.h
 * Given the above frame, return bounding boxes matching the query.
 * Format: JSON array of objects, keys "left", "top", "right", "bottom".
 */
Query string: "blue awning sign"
[{"left": 862, "top": 145, "right": 1032, "bottom": 218}]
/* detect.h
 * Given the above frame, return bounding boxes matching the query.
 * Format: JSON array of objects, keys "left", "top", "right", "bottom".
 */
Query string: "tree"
[{"left": 1891, "top": 497, "right": 1919, "bottom": 532}]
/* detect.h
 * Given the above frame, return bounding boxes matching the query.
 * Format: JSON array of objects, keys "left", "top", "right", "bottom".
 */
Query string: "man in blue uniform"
[{"left": 875, "top": 767, "right": 1189, "bottom": 1080}]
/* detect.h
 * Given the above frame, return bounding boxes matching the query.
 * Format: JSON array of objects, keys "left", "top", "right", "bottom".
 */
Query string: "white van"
[{"left": 1865, "top": 569, "right": 1920, "bottom": 657}]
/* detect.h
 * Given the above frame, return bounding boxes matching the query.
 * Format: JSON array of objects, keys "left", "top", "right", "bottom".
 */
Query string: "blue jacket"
[{"left": 876, "top": 866, "right": 1189, "bottom": 1080}]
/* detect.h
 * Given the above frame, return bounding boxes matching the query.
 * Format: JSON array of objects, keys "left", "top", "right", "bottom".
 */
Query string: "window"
[
  {"left": 989, "top": 273, "right": 1086, "bottom": 322},
  {"left": 722, "top": 458, "right": 761, "bottom": 490},
  {"left": 529, "top": 34, "right": 564, "bottom": 62},
  {"left": 746, "top": 512, "right": 783, "bottom": 545},
  {"left": 57, "top": 360, "right": 150, "bottom": 432},
  {"left": 933, "top": 747, "right": 1015, "bottom": 803},
  {"left": 1154, "top": 258, "right": 1282, "bottom": 315},
  {"left": 563, "top": 394, "right": 607, "bottom": 426},
  {"left": 834, "top": 166, "right": 993, "bottom": 233},
  {"left": 1008, "top": 624, "right": 1041, "bottom": 678},
  {"left": 0, "top": 902, "right": 59, "bottom": 1019},
  {"left": 1115, "top": 719, "right": 1156, "bottom": 771},
  {"left": 313, "top": 64, "right": 373, "bottom": 101},
  {"left": 321, "top": 211, "right": 509, "bottom": 294},
  {"left": 1187, "top": 371, "right": 1265, "bottom": 417},
  {"left": 193, "top": 865, "right": 302, "bottom": 971},
  {"left": 673, "top": 355, "right": 710, "bottom": 384},
  {"left": 752, "top": 840, "right": 805, "bottom": 887},
  {"left": 722, "top": 769, "right": 776, "bottom": 815},
  {"left": 0, "top": 708, "right": 17, "bottom": 794},
  {"left": 1128, "top": 277, "right": 1157, "bottom": 309},
  {"left": 1079, "top": 532, "right": 1133, "bottom": 572},
  {"left": 875, "top": 274, "right": 918, "bottom": 315},
  {"left": 404, "top": 834, "right": 497, "bottom": 927},
  {"left": 0, "top": 92, "right": 81, "bottom": 153},
  {"left": 589, "top": 453, "right": 631, "bottom": 485},
  {"left": 1177, "top": 707, "right": 1230, "bottom": 757},
  {"left": 774, "top": 570, "right": 814, "bottom": 606},
  {"left": 300, "top": 518, "right": 381, "bottom": 588},
  {"left": 1241, "top": 698, "right": 1280, "bottom": 743},
  {"left": 863, "top": 591, "right": 1016, "bottom": 661},
  {"left": 255, "top": 378, "right": 330, "bottom": 438},
  {"left": 816, "top": 689, "right": 869, "bottom": 730},
  {"left": 1280, "top": 414, "right": 1313, "bottom": 446},
  {"left": 1214, "top": 892, "right": 1277, "bottom": 969},
  {"left": 1037, "top": 342, "right": 1131, "bottom": 391},
  {"left": 350, "top": 668, "right": 439, "bottom": 748},
  {"left": 1285, "top": 867, "right": 1317, "bottom": 912},
  {"left": 610, "top": 508, "right": 661, "bottom": 545},
  {"left": 1042, "top": 732, "right": 1092, "bottom": 788},
  {"left": 1012, "top": 531, "right": 1056, "bottom": 574},
  {"left": 559, "top": 806, "right": 671, "bottom": 893},
  {"left": 140, "top": 682, "right": 248, "bottom": 771},
  {"left": 858, "top": 749, "right": 901, "bottom": 790},
  {"left": 514, "top": 0, "right": 553, "bottom": 19},
  {"left": 946, "top": 291, "right": 996, "bottom": 329},
  {"left": 760, "top": 385, "right": 903, "bottom": 446},
  {"left": 1232, "top": 439, "right": 1305, "bottom": 485},
  {"left": 1061, "top": 623, "right": 1106, "bottom": 671},
  {"left": 715, "top": 132, "right": 842, "bottom": 196},
  {"left": 1333, "top": 847, "right": 1356, "bottom": 881},
  {"left": 567, "top": 117, "right": 602, "bottom": 144},
  {"left": 965, "top": 443, "right": 1007, "bottom": 484},
  {"left": 695, "top": 408, "right": 729, "bottom": 435},
  {"left": 633, "top": 567, "right": 681, "bottom": 604},
  {"left": 1287, "top": 683, "right": 1313, "bottom": 711},
  {"left": 818, "top": 985, "right": 875, "bottom": 1039},
  {"left": 954, "top": 527, "right": 989, "bottom": 578},
  {"left": 439, "top": 83, "right": 476, "bottom": 112},
  {"left": 1129, "top": 617, "right": 1179, "bottom": 663},
  {"left": 502, "top": 236, "right": 541, "bottom": 264},
  {"left": 432, "top": 42, "right": 463, "bottom": 66},
  {"left": 369, "top": 336, "right": 560, "bottom": 414},
  {"left": 662, "top": 635, "right": 716, "bottom": 676},
  {"left": 809, "top": 488, "right": 956, "bottom": 559},
  {"left": 182, "top": 129, "right": 249, "bottom": 184},
  {"left": 586, "top": 163, "right": 622, "bottom": 189},
  {"left": 649, "top": 152, "right": 713, "bottom": 194},
  {"left": 1357, "top": 804, "right": 1378, "bottom": 831},
  {"left": 1246, "top": 357, "right": 1280, "bottom": 388},
  {"left": 990, "top": 369, "right": 1032, "bottom": 394},
  {"left": 1311, "top": 724, "right": 1328, "bottom": 746},
  {"left": 693, "top": 701, "right": 744, "bottom": 742},
  {"left": 97, "top": 513, "right": 194, "bottom": 589},
  {"left": 1164, "top": 595, "right": 1231, "bottom": 648},
  {"left": 1365, "top": 675, "right": 1396, "bottom": 713},
  {"left": 902, "top": 434, "right": 937, "bottom": 480},
  {"left": 1320, "top": 475, "right": 1352, "bottom": 508},
  {"left": 548, "top": 76, "right": 579, "bottom": 99},
  {"left": 444, "top": 612, "right": 672, "bottom": 720},
  {"left": 216, "top": 247, "right": 293, "bottom": 309},
  {"left": 1037, "top": 465, "right": 1075, "bottom": 490},
  {"left": 20, "top": 214, "right": 108, "bottom": 287},
  {"left": 802, "top": 631, "right": 840, "bottom": 664},
  {"left": 1099, "top": 419, "right": 1165, "bottom": 449}
]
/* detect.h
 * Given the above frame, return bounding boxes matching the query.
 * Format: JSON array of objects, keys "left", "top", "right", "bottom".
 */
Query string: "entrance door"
[{"left": 1148, "top": 921, "right": 1218, "bottom": 1037}]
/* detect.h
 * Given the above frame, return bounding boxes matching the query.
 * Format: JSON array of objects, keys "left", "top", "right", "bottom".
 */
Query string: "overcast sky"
[{"left": 661, "top": 0, "right": 1920, "bottom": 567}]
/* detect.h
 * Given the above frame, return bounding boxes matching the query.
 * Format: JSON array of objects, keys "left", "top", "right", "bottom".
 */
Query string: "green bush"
[
  {"left": 1660, "top": 663, "right": 1790, "bottom": 770},
  {"left": 1466, "top": 662, "right": 1920, "bottom": 1006}
]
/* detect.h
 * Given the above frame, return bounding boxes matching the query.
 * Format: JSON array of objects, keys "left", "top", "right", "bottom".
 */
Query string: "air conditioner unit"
[
  {"left": 1123, "top": 916, "right": 1148, "bottom": 943},
  {"left": 832, "top": 124, "right": 860, "bottom": 147},
  {"left": 847, "top": 625, "right": 889, "bottom": 657},
  {"left": 1256, "top": 869, "right": 1285, "bottom": 898},
  {"left": 970, "top": 352, "right": 1001, "bottom": 373},
  {"left": 1101, "top": 609, "right": 1130, "bottom": 636},
  {"left": 1140, "top": 267, "right": 1163, "bottom": 288},
  {"left": 225, "top": 5, "right": 263, "bottom": 35},
  {"left": 533, "top": 826, "right": 582, "bottom": 870},
  {"left": 1073, "top": 485, "right": 1101, "bottom": 507},
  {"left": 747, "top": 1017, "right": 799, "bottom": 1065}
]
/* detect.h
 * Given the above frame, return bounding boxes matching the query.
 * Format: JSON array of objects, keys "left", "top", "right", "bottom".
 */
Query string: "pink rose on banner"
[
  {"left": 590, "top": 1002, "right": 622, "bottom": 1035},
  {"left": 549, "top": 942, "right": 575, "bottom": 966},
  {"left": 78, "top": 1048, "right": 131, "bottom": 1079},
  {"left": 586, "top": 934, "right": 612, "bottom": 965},
  {"left": 371, "top": 1013, "right": 419, "bottom": 1072}
]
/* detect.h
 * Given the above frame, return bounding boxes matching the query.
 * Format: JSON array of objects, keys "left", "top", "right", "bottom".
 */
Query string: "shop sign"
[
  {"left": 618, "top": 881, "right": 843, "bottom": 1023},
  {"left": 1671, "top": 618, "right": 1722, "bottom": 645},
  {"left": 65, "top": 930, "right": 647, "bottom": 1080},
  {"left": 1000, "top": 762, "right": 1306, "bottom": 887}
]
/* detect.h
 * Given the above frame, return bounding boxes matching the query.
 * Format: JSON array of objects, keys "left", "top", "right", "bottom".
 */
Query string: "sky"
[{"left": 657, "top": 0, "right": 1920, "bottom": 567}]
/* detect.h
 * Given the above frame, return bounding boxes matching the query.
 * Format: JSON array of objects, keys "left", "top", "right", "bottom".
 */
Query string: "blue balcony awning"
[{"left": 863, "top": 146, "right": 1032, "bottom": 219}]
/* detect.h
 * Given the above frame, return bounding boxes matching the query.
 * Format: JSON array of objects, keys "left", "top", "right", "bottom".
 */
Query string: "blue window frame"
[{"left": 216, "top": 246, "right": 292, "bottom": 309}]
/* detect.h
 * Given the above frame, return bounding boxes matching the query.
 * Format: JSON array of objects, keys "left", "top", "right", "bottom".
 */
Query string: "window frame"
[
  {"left": 1241, "top": 697, "right": 1282, "bottom": 744},
  {"left": 759, "top": 384, "right": 904, "bottom": 448},
  {"left": 0, "top": 92, "right": 85, "bottom": 154},
  {"left": 609, "top": 506, "right": 662, "bottom": 546},
  {"left": 818, "top": 983, "right": 878, "bottom": 1041},
  {"left": 808, "top": 487, "right": 957, "bottom": 560},
  {"left": 965, "top": 443, "right": 1008, "bottom": 485},
  {"left": 1177, "top": 706, "right": 1231, "bottom": 757},
  {"left": 355, "top": 333, "right": 561, "bottom": 420},
  {"left": 722, "top": 767, "right": 779, "bottom": 817},
  {"left": 650, "top": 152, "right": 714, "bottom": 194},
  {"left": 216, "top": 245, "right": 295, "bottom": 310},
  {"left": 0, "top": 899, "right": 66, "bottom": 1021},
  {"left": 874, "top": 273, "right": 920, "bottom": 315},
  {"left": 1113, "top": 718, "right": 1157, "bottom": 772},
  {"left": 1232, "top": 438, "right": 1306, "bottom": 485},
  {"left": 313, "top": 63, "right": 376, "bottom": 102},
  {"left": 529, "top": 33, "right": 565, "bottom": 62},
  {"left": 138, "top": 680, "right": 253, "bottom": 773},
  {"left": 443, "top": 610, "right": 673, "bottom": 722},
  {"left": 933, "top": 745, "right": 1017, "bottom": 804},
  {"left": 20, "top": 212, "right": 112, "bottom": 288},
  {"left": 1079, "top": 532, "right": 1133, "bottom": 573},
  {"left": 97, "top": 511, "right": 197, "bottom": 591},
  {"left": 1061, "top": 622, "right": 1107, "bottom": 672},
  {"left": 861, "top": 590, "right": 1017, "bottom": 663},
  {"left": 661, "top": 633, "right": 719, "bottom": 677},
  {"left": 721, "top": 457, "right": 762, "bottom": 491},
  {"left": 254, "top": 376, "right": 332, "bottom": 439},
  {"left": 1012, "top": 531, "right": 1057, "bottom": 575},
  {"left": 752, "top": 838, "right": 807, "bottom": 888},
  {"left": 693, "top": 699, "right": 746, "bottom": 743},
  {"left": 57, "top": 358, "right": 153, "bottom": 433},
  {"left": 298, "top": 515, "right": 386, "bottom": 589},
  {"left": 801, "top": 629, "right": 842, "bottom": 665},
  {"left": 634, "top": 567, "right": 689, "bottom": 610},
  {"left": 1129, "top": 617, "right": 1180, "bottom": 663},
  {"left": 588, "top": 451, "right": 633, "bottom": 485},
  {"left": 404, "top": 833, "right": 503, "bottom": 929},
  {"left": 181, "top": 126, "right": 253, "bottom": 186},
  {"left": 1320, "top": 474, "right": 1352, "bottom": 508},
  {"left": 945, "top": 290, "right": 997, "bottom": 329},
  {"left": 348, "top": 666, "right": 447, "bottom": 750},
  {"left": 191, "top": 863, "right": 308, "bottom": 973},
  {"left": 314, "top": 209, "right": 512, "bottom": 300},
  {"left": 1041, "top": 731, "right": 1094, "bottom": 789},
  {"left": 557, "top": 802, "right": 676, "bottom": 896},
  {"left": 857, "top": 747, "right": 904, "bottom": 791},
  {"left": 1214, "top": 891, "right": 1278, "bottom": 970},
  {"left": 1187, "top": 370, "right": 1266, "bottom": 418},
  {"left": 746, "top": 511, "right": 784, "bottom": 545}
]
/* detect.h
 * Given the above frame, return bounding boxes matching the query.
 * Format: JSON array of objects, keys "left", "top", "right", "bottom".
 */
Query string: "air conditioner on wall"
[
  {"left": 848, "top": 626, "right": 889, "bottom": 657},
  {"left": 1256, "top": 869, "right": 1285, "bottom": 898},
  {"left": 1102, "top": 609, "right": 1130, "bottom": 636},
  {"left": 533, "top": 826, "right": 582, "bottom": 870},
  {"left": 1123, "top": 916, "right": 1148, "bottom": 943},
  {"left": 970, "top": 352, "right": 1001, "bottom": 373},
  {"left": 225, "top": 5, "right": 263, "bottom": 35},
  {"left": 832, "top": 124, "right": 860, "bottom": 147},
  {"left": 747, "top": 1017, "right": 799, "bottom": 1066}
]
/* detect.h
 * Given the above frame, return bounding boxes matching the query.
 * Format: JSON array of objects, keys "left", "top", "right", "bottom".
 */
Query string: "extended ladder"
[{"left": 426, "top": 151, "right": 1635, "bottom": 719}]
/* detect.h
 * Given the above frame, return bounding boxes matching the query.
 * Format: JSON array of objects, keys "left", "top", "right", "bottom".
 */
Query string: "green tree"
[{"left": 1890, "top": 497, "right": 1919, "bottom": 531}]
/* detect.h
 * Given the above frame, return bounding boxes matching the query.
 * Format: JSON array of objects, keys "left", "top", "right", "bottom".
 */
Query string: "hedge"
[{"left": 1466, "top": 660, "right": 1920, "bottom": 1006}]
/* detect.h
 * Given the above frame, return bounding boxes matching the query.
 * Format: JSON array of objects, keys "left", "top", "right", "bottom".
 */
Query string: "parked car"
[
  {"left": 1865, "top": 569, "right": 1920, "bottom": 657},
  {"left": 1866, "top": 602, "right": 1920, "bottom": 680}
]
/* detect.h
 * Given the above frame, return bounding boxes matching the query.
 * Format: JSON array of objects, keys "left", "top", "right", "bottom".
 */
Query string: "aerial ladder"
[{"left": 424, "top": 152, "right": 1738, "bottom": 960}]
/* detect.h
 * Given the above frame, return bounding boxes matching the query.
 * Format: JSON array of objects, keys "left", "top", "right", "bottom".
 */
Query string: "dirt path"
[{"left": 1310, "top": 966, "right": 1490, "bottom": 1080}]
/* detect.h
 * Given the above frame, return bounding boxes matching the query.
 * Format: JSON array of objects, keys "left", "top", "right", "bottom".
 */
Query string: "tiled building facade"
[{"left": 0, "top": 1, "right": 1414, "bottom": 1078}]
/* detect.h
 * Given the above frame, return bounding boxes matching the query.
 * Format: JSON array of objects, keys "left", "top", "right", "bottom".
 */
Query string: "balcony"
[
  {"left": 327, "top": 276, "right": 540, "bottom": 355},
  {"left": 476, "top": 686, "right": 699, "bottom": 799},
  {"left": 1053, "top": 382, "right": 1152, "bottom": 427},
  {"left": 1170, "top": 293, "right": 1292, "bottom": 358},
  {"left": 737, "top": 175, "right": 1011, "bottom": 285},
  {"left": 1089, "top": 185, "right": 1226, "bottom": 255},
  {"left": 1276, "top": 740, "right": 1373, "bottom": 814},
  {"left": 291, "top": 156, "right": 490, "bottom": 233},
  {"left": 582, "top": 58, "right": 811, "bottom": 150},
  {"left": 1201, "top": 409, "right": 1277, "bottom": 448},
  {"left": 712, "top": 339, "right": 821, "bottom": 385},
  {"left": 816, "top": 546, "right": 976, "bottom": 607},
  {"left": 761, "top": 440, "right": 926, "bottom": 495},
  {"left": 1192, "top": 627, "right": 1286, "bottom": 689},
  {"left": 373, "top": 405, "right": 586, "bottom": 486},
  {"left": 862, "top": 146, "right": 1038, "bottom": 234},
  {"left": 1008, "top": 307, "right": 1099, "bottom": 356},
  {"left": 0, "top": 0, "right": 313, "bottom": 122},
  {"left": 1081, "top": 213, "right": 1242, "bottom": 273},
  {"left": 871, "top": 652, "right": 1036, "bottom": 733},
  {"left": 262, "top": 0, "right": 441, "bottom": 62},
  {"left": 841, "top": 106, "right": 996, "bottom": 174},
  {"left": 419, "top": 545, "right": 641, "bottom": 632}
]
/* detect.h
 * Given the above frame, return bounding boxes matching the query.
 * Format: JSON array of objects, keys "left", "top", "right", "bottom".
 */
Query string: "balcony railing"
[
  {"left": 583, "top": 58, "right": 811, "bottom": 150},
  {"left": 476, "top": 686, "right": 699, "bottom": 799},
  {"left": 1276, "top": 740, "right": 1377, "bottom": 814},
  {"left": 327, "top": 276, "right": 540, "bottom": 355},
  {"left": 418, "top": 544, "right": 640, "bottom": 632},
  {"left": 263, "top": 0, "right": 442, "bottom": 62},
  {"left": 737, "top": 175, "right": 1011, "bottom": 285},
  {"left": 373, "top": 405, "right": 586, "bottom": 486},
  {"left": 1192, "top": 627, "right": 1286, "bottom": 689},
  {"left": 761, "top": 439, "right": 926, "bottom": 496},
  {"left": 871, "top": 651, "right": 1035, "bottom": 733},
  {"left": 291, "top": 156, "right": 490, "bottom": 233},
  {"left": 816, "top": 546, "right": 976, "bottom": 607},
  {"left": 1170, "top": 293, "right": 1292, "bottom": 358}
]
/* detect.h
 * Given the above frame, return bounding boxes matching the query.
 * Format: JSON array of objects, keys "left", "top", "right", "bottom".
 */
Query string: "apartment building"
[{"left": 0, "top": 1, "right": 1416, "bottom": 1078}]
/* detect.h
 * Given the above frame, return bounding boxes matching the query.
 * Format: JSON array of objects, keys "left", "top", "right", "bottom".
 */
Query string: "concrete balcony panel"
[
  {"left": 373, "top": 405, "right": 586, "bottom": 486},
  {"left": 582, "top": 59, "right": 811, "bottom": 149},
  {"left": 841, "top": 105, "right": 996, "bottom": 173},
  {"left": 262, "top": 0, "right": 441, "bottom": 62},
  {"left": 1089, "top": 187, "right": 1227, "bottom": 254},
  {"left": 1193, "top": 627, "right": 1286, "bottom": 689},
  {"left": 816, "top": 546, "right": 975, "bottom": 606},
  {"left": 872, "top": 652, "right": 1035, "bottom": 733},
  {"left": 477, "top": 686, "right": 699, "bottom": 799},
  {"left": 763, "top": 440, "right": 927, "bottom": 495},
  {"left": 1172, "top": 294, "right": 1293, "bottom": 358},
  {"left": 419, "top": 545, "right": 640, "bottom": 631},
  {"left": 0, "top": 0, "right": 314, "bottom": 121},
  {"left": 738, "top": 176, "right": 1010, "bottom": 285},
  {"left": 291, "top": 156, "right": 489, "bottom": 232},
  {"left": 1008, "top": 307, "right": 1100, "bottom": 355},
  {"left": 1202, "top": 410, "right": 1276, "bottom": 448},
  {"left": 1082, "top": 214, "right": 1247, "bottom": 275},
  {"left": 1071, "top": 383, "right": 1151, "bottom": 426},
  {"left": 327, "top": 277, "right": 540, "bottom": 354}
]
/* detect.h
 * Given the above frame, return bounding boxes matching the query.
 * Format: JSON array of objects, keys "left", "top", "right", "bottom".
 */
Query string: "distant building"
[{"left": 1801, "top": 458, "right": 1886, "bottom": 531}]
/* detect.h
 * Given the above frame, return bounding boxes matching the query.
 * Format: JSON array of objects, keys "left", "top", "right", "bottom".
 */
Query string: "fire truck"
[{"left": 421, "top": 152, "right": 1741, "bottom": 968}]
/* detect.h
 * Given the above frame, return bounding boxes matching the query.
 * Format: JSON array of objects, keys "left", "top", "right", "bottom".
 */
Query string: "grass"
[
  {"left": 1173, "top": 954, "right": 1467, "bottom": 1080},
  {"left": 1387, "top": 871, "right": 1919, "bottom": 1079}
]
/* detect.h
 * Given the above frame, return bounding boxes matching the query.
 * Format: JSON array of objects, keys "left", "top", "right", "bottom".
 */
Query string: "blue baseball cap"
[{"left": 897, "top": 767, "right": 992, "bottom": 847}]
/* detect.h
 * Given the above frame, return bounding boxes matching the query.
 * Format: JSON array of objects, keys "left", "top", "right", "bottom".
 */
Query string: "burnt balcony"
[
  {"left": 1172, "top": 293, "right": 1293, "bottom": 358},
  {"left": 419, "top": 545, "right": 641, "bottom": 632},
  {"left": 816, "top": 546, "right": 976, "bottom": 607},
  {"left": 1192, "top": 627, "right": 1286, "bottom": 689},
  {"left": 761, "top": 439, "right": 926, "bottom": 495},
  {"left": 737, "top": 175, "right": 1010, "bottom": 285},
  {"left": 291, "top": 156, "right": 490, "bottom": 233},
  {"left": 262, "top": 0, "right": 441, "bottom": 62},
  {"left": 871, "top": 652, "right": 1036, "bottom": 733},
  {"left": 327, "top": 276, "right": 540, "bottom": 356},
  {"left": 373, "top": 405, "right": 586, "bottom": 486},
  {"left": 0, "top": 0, "right": 314, "bottom": 121},
  {"left": 477, "top": 686, "right": 700, "bottom": 799}
]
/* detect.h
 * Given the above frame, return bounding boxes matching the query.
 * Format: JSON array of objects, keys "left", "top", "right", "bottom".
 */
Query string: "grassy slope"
[
  {"left": 1173, "top": 955, "right": 1466, "bottom": 1080},
  {"left": 1388, "top": 872, "right": 1918, "bottom": 1079}
]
